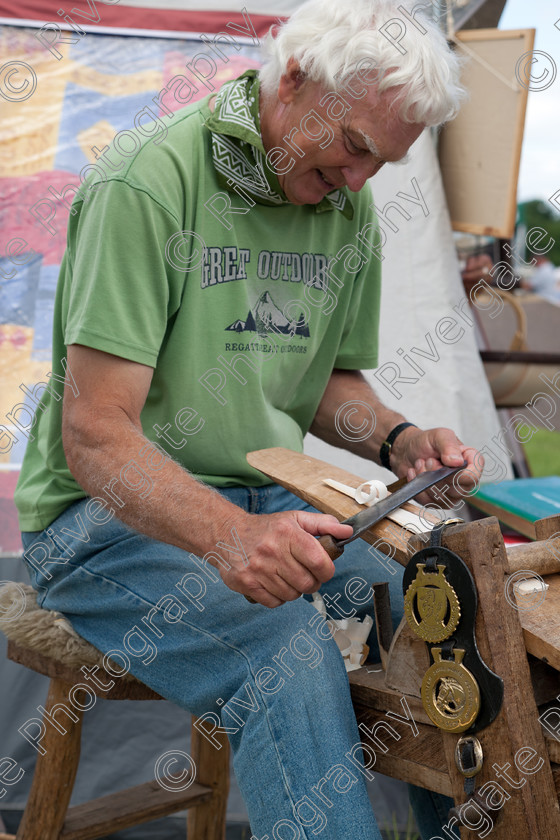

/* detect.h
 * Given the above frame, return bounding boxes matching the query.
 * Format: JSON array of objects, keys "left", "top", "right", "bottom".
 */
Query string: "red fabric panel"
[
  {"left": 0, "top": 1, "right": 280, "bottom": 37},
  {"left": 0, "top": 471, "right": 22, "bottom": 554},
  {"left": 1, "top": 173, "right": 78, "bottom": 267}
]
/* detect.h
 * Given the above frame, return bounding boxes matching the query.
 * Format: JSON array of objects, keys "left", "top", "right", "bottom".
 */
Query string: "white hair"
[{"left": 259, "top": 0, "right": 465, "bottom": 126}]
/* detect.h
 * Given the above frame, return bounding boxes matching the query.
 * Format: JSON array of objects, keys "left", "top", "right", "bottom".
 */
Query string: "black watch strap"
[{"left": 380, "top": 422, "right": 417, "bottom": 470}]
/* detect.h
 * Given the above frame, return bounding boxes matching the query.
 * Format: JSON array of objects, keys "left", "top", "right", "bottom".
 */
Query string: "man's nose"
[{"left": 341, "top": 159, "right": 384, "bottom": 192}]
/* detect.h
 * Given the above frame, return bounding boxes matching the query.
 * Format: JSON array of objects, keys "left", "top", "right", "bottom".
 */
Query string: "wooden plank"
[
  {"left": 536, "top": 516, "right": 560, "bottom": 541},
  {"left": 7, "top": 641, "right": 161, "bottom": 701},
  {"left": 553, "top": 763, "right": 560, "bottom": 796},
  {"left": 349, "top": 663, "right": 431, "bottom": 725},
  {"left": 520, "top": 575, "right": 560, "bottom": 672},
  {"left": 353, "top": 706, "right": 452, "bottom": 796},
  {"left": 248, "top": 448, "right": 560, "bottom": 578},
  {"left": 529, "top": 656, "right": 560, "bottom": 706},
  {"left": 16, "top": 679, "right": 83, "bottom": 840},
  {"left": 546, "top": 733, "right": 560, "bottom": 765},
  {"left": 247, "top": 448, "right": 439, "bottom": 565},
  {"left": 439, "top": 518, "right": 560, "bottom": 839},
  {"left": 506, "top": 541, "right": 560, "bottom": 577},
  {"left": 455, "top": 27, "right": 532, "bottom": 42},
  {"left": 60, "top": 779, "right": 212, "bottom": 840},
  {"left": 188, "top": 717, "right": 230, "bottom": 840}
]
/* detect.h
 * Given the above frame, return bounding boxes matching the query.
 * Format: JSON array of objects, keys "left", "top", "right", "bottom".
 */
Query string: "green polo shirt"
[{"left": 15, "top": 90, "right": 381, "bottom": 531}]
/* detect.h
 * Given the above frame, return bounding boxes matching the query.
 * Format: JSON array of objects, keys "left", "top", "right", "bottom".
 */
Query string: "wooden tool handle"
[{"left": 318, "top": 534, "right": 345, "bottom": 561}]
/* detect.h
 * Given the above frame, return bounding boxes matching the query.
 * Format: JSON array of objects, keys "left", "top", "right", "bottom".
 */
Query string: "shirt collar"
[{"left": 204, "top": 69, "right": 354, "bottom": 220}]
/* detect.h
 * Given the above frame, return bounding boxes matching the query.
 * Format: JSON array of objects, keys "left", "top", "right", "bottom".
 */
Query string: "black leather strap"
[{"left": 379, "top": 422, "right": 416, "bottom": 470}]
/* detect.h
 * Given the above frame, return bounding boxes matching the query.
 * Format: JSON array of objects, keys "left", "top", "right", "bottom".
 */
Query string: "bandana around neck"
[{"left": 204, "top": 69, "right": 354, "bottom": 220}]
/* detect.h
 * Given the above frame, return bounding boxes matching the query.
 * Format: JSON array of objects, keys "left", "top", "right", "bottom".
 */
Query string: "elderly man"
[{"left": 15, "top": 0, "right": 478, "bottom": 837}]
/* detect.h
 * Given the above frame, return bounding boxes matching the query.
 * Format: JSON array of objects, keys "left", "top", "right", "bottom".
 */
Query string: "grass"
[
  {"left": 381, "top": 808, "right": 420, "bottom": 840},
  {"left": 522, "top": 429, "right": 560, "bottom": 477}
]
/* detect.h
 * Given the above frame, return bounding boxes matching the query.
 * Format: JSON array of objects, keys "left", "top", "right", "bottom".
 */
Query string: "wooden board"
[
  {"left": 7, "top": 641, "right": 161, "bottom": 700},
  {"left": 520, "top": 574, "right": 560, "bottom": 672},
  {"left": 506, "top": 540, "right": 560, "bottom": 577},
  {"left": 546, "top": 732, "right": 560, "bottom": 765},
  {"left": 469, "top": 494, "right": 537, "bottom": 539},
  {"left": 439, "top": 29, "right": 534, "bottom": 238},
  {"left": 353, "top": 705, "right": 452, "bottom": 796},
  {"left": 249, "top": 447, "right": 560, "bottom": 577},
  {"left": 349, "top": 670, "right": 449, "bottom": 793},
  {"left": 247, "top": 447, "right": 438, "bottom": 566},
  {"left": 349, "top": 660, "right": 430, "bottom": 724},
  {"left": 60, "top": 779, "right": 213, "bottom": 840}
]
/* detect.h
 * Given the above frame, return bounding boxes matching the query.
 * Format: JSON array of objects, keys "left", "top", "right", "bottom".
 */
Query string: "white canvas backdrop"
[{"left": 306, "top": 128, "right": 513, "bottom": 490}]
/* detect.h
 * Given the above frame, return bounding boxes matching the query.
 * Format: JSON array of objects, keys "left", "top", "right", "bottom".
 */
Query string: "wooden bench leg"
[
  {"left": 187, "top": 716, "right": 230, "bottom": 840},
  {"left": 16, "top": 679, "right": 83, "bottom": 840}
]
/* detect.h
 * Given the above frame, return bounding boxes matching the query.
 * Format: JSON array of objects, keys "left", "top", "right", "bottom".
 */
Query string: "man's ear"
[{"left": 277, "top": 57, "right": 307, "bottom": 104}]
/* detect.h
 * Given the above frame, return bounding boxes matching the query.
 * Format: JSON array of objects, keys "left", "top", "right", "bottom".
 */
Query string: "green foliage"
[
  {"left": 523, "top": 429, "right": 560, "bottom": 477},
  {"left": 518, "top": 200, "right": 560, "bottom": 266},
  {"left": 381, "top": 808, "right": 420, "bottom": 840}
]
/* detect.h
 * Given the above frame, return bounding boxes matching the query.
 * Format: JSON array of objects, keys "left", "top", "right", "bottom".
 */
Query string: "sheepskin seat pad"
[{"left": 0, "top": 581, "right": 135, "bottom": 681}]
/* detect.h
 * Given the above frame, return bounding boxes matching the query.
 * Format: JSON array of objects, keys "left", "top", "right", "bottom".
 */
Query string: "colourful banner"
[
  {"left": 0, "top": 1, "right": 294, "bottom": 38},
  {"left": 0, "top": 21, "right": 262, "bottom": 548}
]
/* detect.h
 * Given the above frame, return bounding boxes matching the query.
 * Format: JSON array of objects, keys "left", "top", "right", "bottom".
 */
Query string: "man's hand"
[
  {"left": 217, "top": 511, "right": 353, "bottom": 608},
  {"left": 390, "top": 426, "right": 482, "bottom": 505},
  {"left": 310, "top": 370, "right": 484, "bottom": 506}
]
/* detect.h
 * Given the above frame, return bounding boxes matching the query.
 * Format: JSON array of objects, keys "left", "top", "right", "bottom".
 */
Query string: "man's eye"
[{"left": 344, "top": 135, "right": 362, "bottom": 154}]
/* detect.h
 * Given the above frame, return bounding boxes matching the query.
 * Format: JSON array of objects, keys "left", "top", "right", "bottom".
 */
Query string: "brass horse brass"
[
  {"left": 403, "top": 564, "right": 461, "bottom": 643},
  {"left": 422, "top": 647, "right": 481, "bottom": 733}
]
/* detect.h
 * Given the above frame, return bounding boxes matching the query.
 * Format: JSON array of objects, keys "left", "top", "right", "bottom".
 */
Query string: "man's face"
[{"left": 262, "top": 61, "right": 425, "bottom": 206}]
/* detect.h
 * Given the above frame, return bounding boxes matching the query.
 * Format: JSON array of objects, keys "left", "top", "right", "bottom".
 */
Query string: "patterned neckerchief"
[{"left": 204, "top": 69, "right": 354, "bottom": 220}]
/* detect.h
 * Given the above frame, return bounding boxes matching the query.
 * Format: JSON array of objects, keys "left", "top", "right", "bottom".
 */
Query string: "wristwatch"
[{"left": 380, "top": 422, "right": 417, "bottom": 470}]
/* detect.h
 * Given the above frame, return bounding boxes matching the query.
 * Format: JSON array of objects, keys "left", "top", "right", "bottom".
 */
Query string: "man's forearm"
[
  {"left": 62, "top": 403, "right": 357, "bottom": 608},
  {"left": 309, "top": 370, "right": 477, "bottom": 497},
  {"left": 309, "top": 369, "right": 414, "bottom": 465},
  {"left": 63, "top": 406, "right": 243, "bottom": 558}
]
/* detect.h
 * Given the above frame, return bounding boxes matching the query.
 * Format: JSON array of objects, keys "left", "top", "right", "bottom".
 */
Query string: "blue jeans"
[{"left": 22, "top": 484, "right": 456, "bottom": 839}]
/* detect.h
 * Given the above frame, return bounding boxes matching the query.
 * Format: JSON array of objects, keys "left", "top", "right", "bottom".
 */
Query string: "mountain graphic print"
[{"left": 225, "top": 291, "right": 310, "bottom": 338}]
